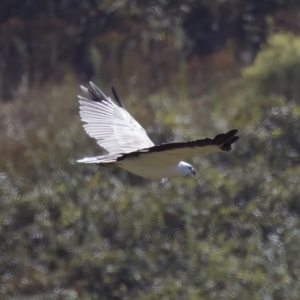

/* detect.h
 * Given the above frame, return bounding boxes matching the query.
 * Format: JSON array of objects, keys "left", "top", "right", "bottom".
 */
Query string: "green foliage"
[
  {"left": 3, "top": 32, "right": 300, "bottom": 299},
  {"left": 243, "top": 33, "right": 300, "bottom": 100}
]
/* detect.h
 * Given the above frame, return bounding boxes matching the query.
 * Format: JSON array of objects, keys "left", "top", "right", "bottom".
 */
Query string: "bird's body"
[
  {"left": 79, "top": 153, "right": 194, "bottom": 179},
  {"left": 120, "top": 158, "right": 190, "bottom": 179},
  {"left": 77, "top": 82, "right": 239, "bottom": 179}
]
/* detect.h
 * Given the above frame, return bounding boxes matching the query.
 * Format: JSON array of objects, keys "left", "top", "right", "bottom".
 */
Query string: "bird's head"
[{"left": 178, "top": 161, "right": 196, "bottom": 176}]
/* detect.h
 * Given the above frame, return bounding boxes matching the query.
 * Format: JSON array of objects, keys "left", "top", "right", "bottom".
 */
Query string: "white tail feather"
[{"left": 77, "top": 157, "right": 100, "bottom": 163}]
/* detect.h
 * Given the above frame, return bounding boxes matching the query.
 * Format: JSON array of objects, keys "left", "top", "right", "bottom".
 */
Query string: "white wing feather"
[{"left": 79, "top": 83, "right": 154, "bottom": 154}]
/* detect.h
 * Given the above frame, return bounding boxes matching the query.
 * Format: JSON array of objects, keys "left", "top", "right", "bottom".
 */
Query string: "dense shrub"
[{"left": 2, "top": 33, "right": 300, "bottom": 299}]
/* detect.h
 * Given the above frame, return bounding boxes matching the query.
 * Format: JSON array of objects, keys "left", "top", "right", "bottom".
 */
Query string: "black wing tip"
[
  {"left": 80, "top": 83, "right": 103, "bottom": 102},
  {"left": 218, "top": 130, "right": 239, "bottom": 151},
  {"left": 111, "top": 86, "right": 126, "bottom": 110},
  {"left": 227, "top": 129, "right": 238, "bottom": 136},
  {"left": 79, "top": 83, "right": 125, "bottom": 110}
]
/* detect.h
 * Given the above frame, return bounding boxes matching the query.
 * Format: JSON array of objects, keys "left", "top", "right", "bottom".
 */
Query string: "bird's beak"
[{"left": 192, "top": 169, "right": 196, "bottom": 176}]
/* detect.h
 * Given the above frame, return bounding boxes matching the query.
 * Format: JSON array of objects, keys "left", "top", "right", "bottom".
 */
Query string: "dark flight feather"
[{"left": 117, "top": 130, "right": 239, "bottom": 161}]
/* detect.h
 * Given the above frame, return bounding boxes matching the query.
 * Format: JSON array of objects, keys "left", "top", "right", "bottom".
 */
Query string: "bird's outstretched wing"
[
  {"left": 117, "top": 130, "right": 239, "bottom": 164},
  {"left": 78, "top": 82, "right": 154, "bottom": 154}
]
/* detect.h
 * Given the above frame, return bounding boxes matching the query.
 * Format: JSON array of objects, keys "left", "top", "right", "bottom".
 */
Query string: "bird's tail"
[
  {"left": 77, "top": 157, "right": 102, "bottom": 163},
  {"left": 77, "top": 154, "right": 118, "bottom": 166}
]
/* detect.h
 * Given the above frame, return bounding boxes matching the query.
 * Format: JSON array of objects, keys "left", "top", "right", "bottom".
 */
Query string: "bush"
[
  {"left": 243, "top": 33, "right": 300, "bottom": 101},
  {"left": 2, "top": 32, "right": 300, "bottom": 299}
]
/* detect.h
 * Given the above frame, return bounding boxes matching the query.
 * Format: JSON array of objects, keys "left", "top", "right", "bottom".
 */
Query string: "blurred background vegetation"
[{"left": 1, "top": 0, "right": 300, "bottom": 299}]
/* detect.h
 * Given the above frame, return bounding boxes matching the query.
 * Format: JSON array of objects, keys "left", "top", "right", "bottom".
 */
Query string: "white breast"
[{"left": 118, "top": 155, "right": 184, "bottom": 179}]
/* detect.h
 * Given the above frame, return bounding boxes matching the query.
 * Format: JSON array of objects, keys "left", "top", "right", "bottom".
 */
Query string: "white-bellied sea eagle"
[{"left": 77, "top": 82, "right": 239, "bottom": 179}]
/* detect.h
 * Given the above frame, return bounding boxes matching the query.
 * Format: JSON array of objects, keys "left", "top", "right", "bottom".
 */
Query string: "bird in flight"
[{"left": 77, "top": 82, "right": 239, "bottom": 179}]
